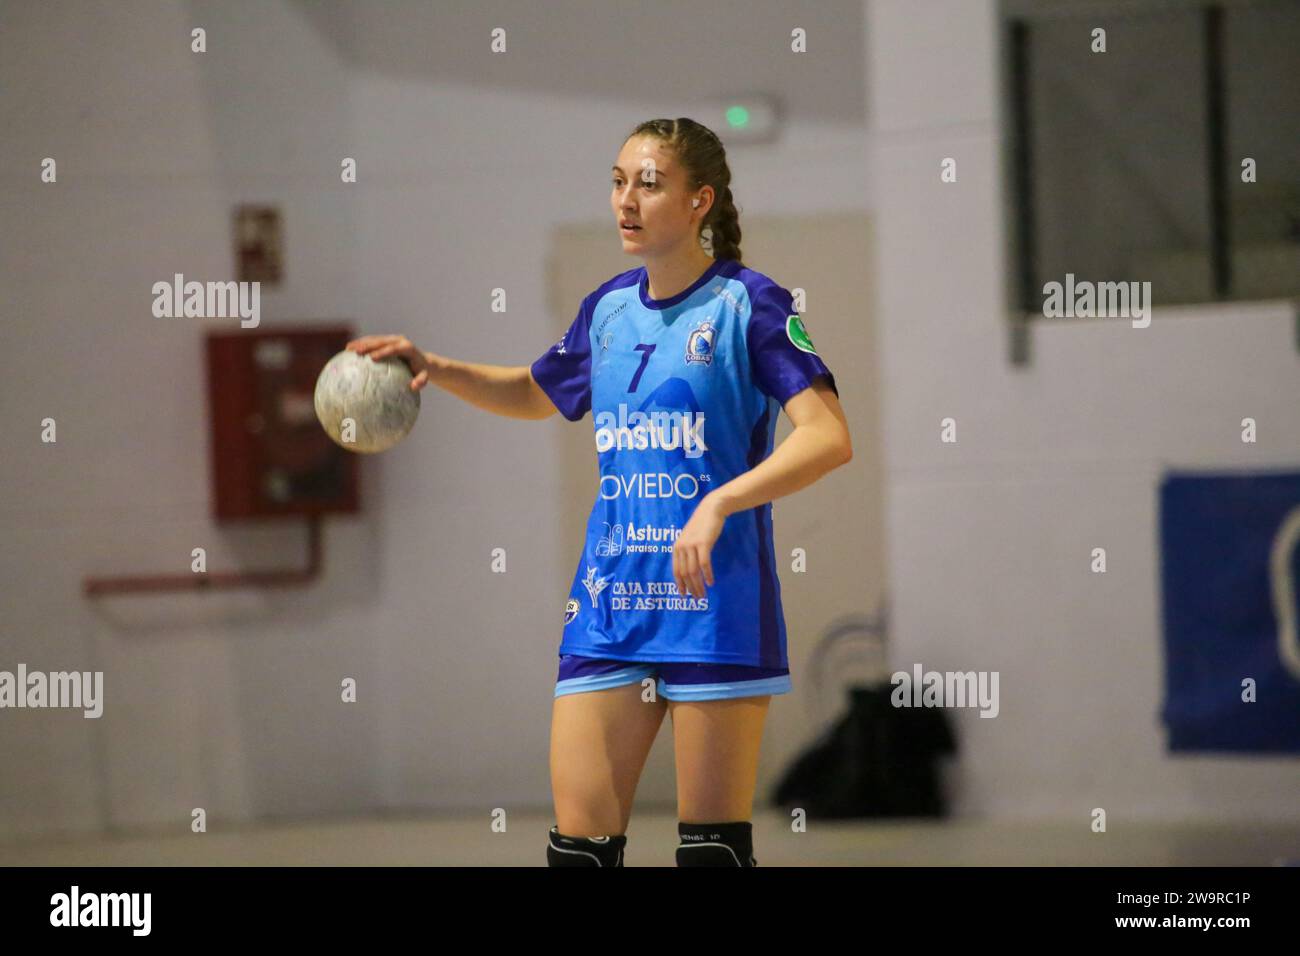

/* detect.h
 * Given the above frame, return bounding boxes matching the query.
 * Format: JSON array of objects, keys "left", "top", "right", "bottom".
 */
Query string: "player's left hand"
[{"left": 673, "top": 494, "right": 726, "bottom": 600}]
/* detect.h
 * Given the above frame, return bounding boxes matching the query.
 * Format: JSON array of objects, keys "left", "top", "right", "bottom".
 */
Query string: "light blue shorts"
[{"left": 555, "top": 654, "right": 792, "bottom": 702}]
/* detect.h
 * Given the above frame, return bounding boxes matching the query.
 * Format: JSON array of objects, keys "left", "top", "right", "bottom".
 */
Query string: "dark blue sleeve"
[
  {"left": 746, "top": 283, "right": 839, "bottom": 405},
  {"left": 530, "top": 297, "right": 593, "bottom": 421}
]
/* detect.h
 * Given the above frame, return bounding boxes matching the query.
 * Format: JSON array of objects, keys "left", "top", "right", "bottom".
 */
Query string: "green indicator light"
[{"left": 725, "top": 106, "right": 750, "bottom": 129}]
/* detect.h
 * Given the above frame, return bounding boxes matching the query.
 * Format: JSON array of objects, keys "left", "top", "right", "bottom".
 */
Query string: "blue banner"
[{"left": 1160, "top": 470, "right": 1300, "bottom": 752}]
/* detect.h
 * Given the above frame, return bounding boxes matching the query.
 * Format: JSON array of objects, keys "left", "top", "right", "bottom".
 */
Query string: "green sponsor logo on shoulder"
[{"left": 786, "top": 314, "right": 818, "bottom": 354}]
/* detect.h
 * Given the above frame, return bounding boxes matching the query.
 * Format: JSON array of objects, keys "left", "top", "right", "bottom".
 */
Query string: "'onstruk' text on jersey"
[{"left": 530, "top": 257, "right": 838, "bottom": 667}]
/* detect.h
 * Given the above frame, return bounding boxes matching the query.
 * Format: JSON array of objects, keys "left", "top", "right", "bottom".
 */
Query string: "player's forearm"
[
  {"left": 707, "top": 422, "right": 850, "bottom": 518},
  {"left": 424, "top": 352, "right": 550, "bottom": 420}
]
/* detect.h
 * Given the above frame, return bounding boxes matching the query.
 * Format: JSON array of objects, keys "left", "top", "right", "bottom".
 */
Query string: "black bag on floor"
[{"left": 771, "top": 684, "right": 957, "bottom": 818}]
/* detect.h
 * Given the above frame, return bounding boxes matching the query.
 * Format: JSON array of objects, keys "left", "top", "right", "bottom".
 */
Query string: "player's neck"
[{"left": 643, "top": 250, "right": 717, "bottom": 302}]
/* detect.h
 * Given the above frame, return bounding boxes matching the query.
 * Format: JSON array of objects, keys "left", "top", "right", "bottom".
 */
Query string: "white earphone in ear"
[{"left": 692, "top": 199, "right": 700, "bottom": 208}]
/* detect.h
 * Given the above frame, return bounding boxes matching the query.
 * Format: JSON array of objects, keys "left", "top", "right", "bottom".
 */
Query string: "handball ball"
[{"left": 313, "top": 349, "right": 421, "bottom": 454}]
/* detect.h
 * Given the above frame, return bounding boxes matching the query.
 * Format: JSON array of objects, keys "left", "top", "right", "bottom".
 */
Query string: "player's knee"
[
  {"left": 676, "top": 821, "right": 756, "bottom": 867},
  {"left": 546, "top": 825, "right": 627, "bottom": 867}
]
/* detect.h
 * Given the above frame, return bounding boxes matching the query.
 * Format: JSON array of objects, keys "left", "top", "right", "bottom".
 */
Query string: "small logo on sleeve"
[
  {"left": 786, "top": 315, "right": 818, "bottom": 354},
  {"left": 564, "top": 598, "right": 580, "bottom": 625}
]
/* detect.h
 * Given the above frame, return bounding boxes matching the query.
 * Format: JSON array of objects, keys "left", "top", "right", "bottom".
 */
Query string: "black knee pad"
[
  {"left": 547, "top": 826, "right": 627, "bottom": 867},
  {"left": 676, "top": 821, "right": 756, "bottom": 867}
]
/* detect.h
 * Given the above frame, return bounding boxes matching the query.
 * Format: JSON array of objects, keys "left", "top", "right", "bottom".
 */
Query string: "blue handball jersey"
[{"left": 530, "top": 257, "right": 838, "bottom": 668}]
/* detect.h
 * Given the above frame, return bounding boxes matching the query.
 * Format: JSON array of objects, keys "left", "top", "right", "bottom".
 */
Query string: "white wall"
[
  {"left": 867, "top": 0, "right": 1299, "bottom": 822},
  {"left": 4, "top": 0, "right": 1292, "bottom": 841},
  {"left": 0, "top": 0, "right": 368, "bottom": 836},
  {"left": 0, "top": 0, "right": 872, "bottom": 837}
]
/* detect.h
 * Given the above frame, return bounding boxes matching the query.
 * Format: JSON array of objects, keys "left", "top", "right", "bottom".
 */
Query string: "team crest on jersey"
[
  {"left": 786, "top": 314, "right": 818, "bottom": 354},
  {"left": 582, "top": 566, "right": 611, "bottom": 608},
  {"left": 685, "top": 320, "right": 716, "bottom": 366},
  {"left": 564, "top": 598, "right": 580, "bottom": 625}
]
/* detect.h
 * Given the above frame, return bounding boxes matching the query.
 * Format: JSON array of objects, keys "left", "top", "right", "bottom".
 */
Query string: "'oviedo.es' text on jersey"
[{"left": 530, "top": 257, "right": 838, "bottom": 667}]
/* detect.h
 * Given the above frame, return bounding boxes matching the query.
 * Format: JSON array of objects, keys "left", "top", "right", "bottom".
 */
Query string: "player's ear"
[{"left": 694, "top": 186, "right": 714, "bottom": 216}]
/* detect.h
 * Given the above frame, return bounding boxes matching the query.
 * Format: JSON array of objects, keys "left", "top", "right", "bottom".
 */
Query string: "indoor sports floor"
[{"left": 3, "top": 812, "right": 1298, "bottom": 867}]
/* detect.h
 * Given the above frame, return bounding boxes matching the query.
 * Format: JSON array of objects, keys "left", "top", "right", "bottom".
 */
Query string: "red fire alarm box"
[{"left": 206, "top": 326, "right": 359, "bottom": 521}]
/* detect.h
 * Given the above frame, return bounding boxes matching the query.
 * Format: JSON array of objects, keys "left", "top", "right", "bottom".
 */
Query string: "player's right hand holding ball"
[{"left": 346, "top": 335, "right": 438, "bottom": 392}]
